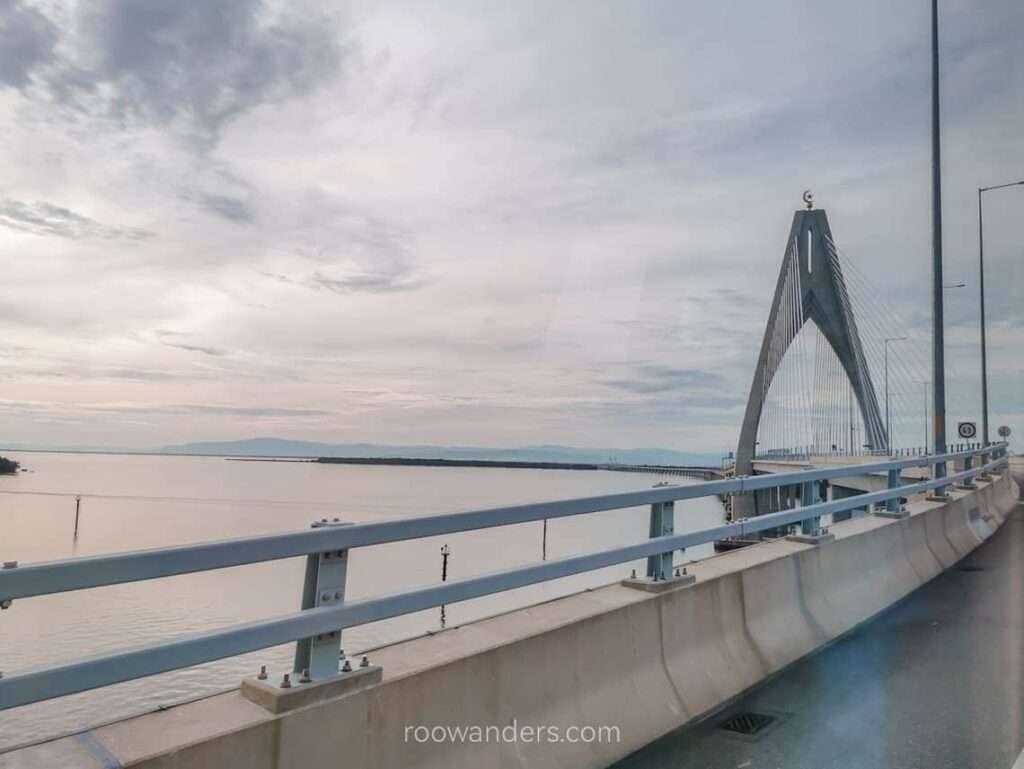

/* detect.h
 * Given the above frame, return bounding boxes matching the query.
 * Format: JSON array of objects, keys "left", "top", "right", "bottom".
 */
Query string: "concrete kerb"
[
  {"left": 921, "top": 496, "right": 961, "bottom": 568},
  {"left": 657, "top": 573, "right": 763, "bottom": 721},
  {"left": 740, "top": 552, "right": 823, "bottom": 671},
  {"left": 896, "top": 511, "right": 944, "bottom": 584},
  {"left": 361, "top": 597, "right": 682, "bottom": 769}
]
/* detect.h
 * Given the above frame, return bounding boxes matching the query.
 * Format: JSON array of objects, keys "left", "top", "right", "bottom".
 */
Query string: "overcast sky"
[{"left": 0, "top": 0, "right": 1021, "bottom": 452}]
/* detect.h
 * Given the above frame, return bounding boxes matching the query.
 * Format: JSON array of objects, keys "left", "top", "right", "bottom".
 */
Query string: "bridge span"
[
  {"left": 620, "top": 456, "right": 1024, "bottom": 769},
  {"left": 0, "top": 447, "right": 1017, "bottom": 769}
]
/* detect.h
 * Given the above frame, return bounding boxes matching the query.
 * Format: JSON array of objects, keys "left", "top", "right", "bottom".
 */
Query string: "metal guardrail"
[
  {"left": 754, "top": 441, "right": 990, "bottom": 461},
  {"left": 0, "top": 443, "right": 1009, "bottom": 711}
]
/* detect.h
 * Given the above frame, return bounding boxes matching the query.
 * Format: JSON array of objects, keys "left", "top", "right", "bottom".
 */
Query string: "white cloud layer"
[{"left": 0, "top": 0, "right": 1021, "bottom": 451}]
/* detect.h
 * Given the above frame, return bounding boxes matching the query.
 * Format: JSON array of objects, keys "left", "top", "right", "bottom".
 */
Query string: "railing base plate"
[
  {"left": 621, "top": 573, "right": 696, "bottom": 593},
  {"left": 875, "top": 509, "right": 910, "bottom": 520},
  {"left": 241, "top": 664, "right": 381, "bottom": 714},
  {"left": 785, "top": 533, "right": 835, "bottom": 546}
]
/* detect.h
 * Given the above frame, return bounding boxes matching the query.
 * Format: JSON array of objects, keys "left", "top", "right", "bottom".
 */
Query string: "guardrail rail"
[{"left": 0, "top": 443, "right": 1009, "bottom": 711}]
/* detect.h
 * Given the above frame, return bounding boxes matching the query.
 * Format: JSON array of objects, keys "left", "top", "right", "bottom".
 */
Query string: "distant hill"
[{"left": 157, "top": 437, "right": 722, "bottom": 466}]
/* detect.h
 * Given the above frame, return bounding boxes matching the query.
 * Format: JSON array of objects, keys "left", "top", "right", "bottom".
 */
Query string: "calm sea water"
[{"left": 0, "top": 452, "right": 723, "bottom": 750}]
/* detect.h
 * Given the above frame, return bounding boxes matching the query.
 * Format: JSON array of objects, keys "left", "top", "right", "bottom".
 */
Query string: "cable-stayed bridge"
[
  {"left": 730, "top": 198, "right": 985, "bottom": 519},
  {"left": 0, "top": 202, "right": 1019, "bottom": 769}
]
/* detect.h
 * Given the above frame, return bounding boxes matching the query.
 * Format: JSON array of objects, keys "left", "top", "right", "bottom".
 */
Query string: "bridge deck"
[{"left": 616, "top": 491, "right": 1024, "bottom": 769}]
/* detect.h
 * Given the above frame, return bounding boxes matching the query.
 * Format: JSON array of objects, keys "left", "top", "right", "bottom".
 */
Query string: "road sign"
[
  {"left": 958, "top": 421, "right": 977, "bottom": 439},
  {"left": 998, "top": 425, "right": 1011, "bottom": 439}
]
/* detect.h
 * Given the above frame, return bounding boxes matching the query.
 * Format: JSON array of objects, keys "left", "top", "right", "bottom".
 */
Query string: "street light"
[
  {"left": 944, "top": 282, "right": 965, "bottom": 289},
  {"left": 929, "top": 0, "right": 947, "bottom": 493},
  {"left": 884, "top": 336, "right": 908, "bottom": 453},
  {"left": 978, "top": 179, "right": 1024, "bottom": 448},
  {"left": 922, "top": 381, "right": 929, "bottom": 451}
]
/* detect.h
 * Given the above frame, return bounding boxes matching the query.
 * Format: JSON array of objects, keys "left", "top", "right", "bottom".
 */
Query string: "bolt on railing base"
[{"left": 926, "top": 493, "right": 951, "bottom": 503}]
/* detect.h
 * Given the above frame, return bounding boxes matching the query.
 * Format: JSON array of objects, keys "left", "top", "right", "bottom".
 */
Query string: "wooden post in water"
[
  {"left": 73, "top": 496, "right": 81, "bottom": 539},
  {"left": 439, "top": 544, "right": 450, "bottom": 628}
]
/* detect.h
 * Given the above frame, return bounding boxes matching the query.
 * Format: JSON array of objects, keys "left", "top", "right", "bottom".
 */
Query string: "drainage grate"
[{"left": 719, "top": 712, "right": 776, "bottom": 736}]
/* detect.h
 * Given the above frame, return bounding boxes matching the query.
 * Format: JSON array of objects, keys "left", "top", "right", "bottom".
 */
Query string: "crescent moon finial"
[{"left": 802, "top": 190, "right": 814, "bottom": 210}]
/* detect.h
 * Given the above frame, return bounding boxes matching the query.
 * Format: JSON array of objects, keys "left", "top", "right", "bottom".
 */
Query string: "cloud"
[
  {"left": 178, "top": 404, "right": 331, "bottom": 417},
  {"left": 8, "top": 0, "right": 343, "bottom": 148},
  {"left": 160, "top": 342, "right": 227, "bottom": 357},
  {"left": 0, "top": 0, "right": 57, "bottom": 88},
  {"left": 255, "top": 194, "right": 425, "bottom": 294},
  {"left": 0, "top": 199, "right": 152, "bottom": 240},
  {"left": 0, "top": 1, "right": 1020, "bottom": 452},
  {"left": 0, "top": 399, "right": 331, "bottom": 419},
  {"left": 602, "top": 366, "right": 727, "bottom": 395},
  {"left": 154, "top": 330, "right": 227, "bottom": 357},
  {"left": 198, "top": 193, "right": 255, "bottom": 224},
  {"left": 310, "top": 270, "right": 423, "bottom": 295}
]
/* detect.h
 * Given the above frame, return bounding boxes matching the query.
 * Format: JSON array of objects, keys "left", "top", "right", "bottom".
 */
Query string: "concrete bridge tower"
[{"left": 734, "top": 201, "right": 886, "bottom": 516}]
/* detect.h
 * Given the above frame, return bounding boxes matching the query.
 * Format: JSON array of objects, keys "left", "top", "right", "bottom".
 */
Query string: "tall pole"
[
  {"left": 924, "top": 381, "right": 929, "bottom": 451},
  {"left": 848, "top": 383, "right": 854, "bottom": 454},
  {"left": 884, "top": 337, "right": 908, "bottom": 454},
  {"left": 978, "top": 188, "right": 988, "bottom": 448},
  {"left": 930, "top": 0, "right": 947, "bottom": 484},
  {"left": 978, "top": 180, "right": 1024, "bottom": 449},
  {"left": 884, "top": 345, "right": 889, "bottom": 453}
]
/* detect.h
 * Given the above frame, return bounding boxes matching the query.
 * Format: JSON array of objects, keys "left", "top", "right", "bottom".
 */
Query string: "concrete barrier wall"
[{"left": 3, "top": 471, "right": 1019, "bottom": 769}]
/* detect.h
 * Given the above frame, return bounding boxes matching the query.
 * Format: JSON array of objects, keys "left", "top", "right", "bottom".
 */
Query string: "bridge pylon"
[{"left": 734, "top": 206, "right": 886, "bottom": 518}]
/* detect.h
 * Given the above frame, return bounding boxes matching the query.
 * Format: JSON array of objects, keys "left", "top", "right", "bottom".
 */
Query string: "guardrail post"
[
  {"left": 294, "top": 519, "right": 350, "bottom": 680},
  {"left": 0, "top": 560, "right": 16, "bottom": 610},
  {"left": 786, "top": 480, "right": 833, "bottom": 545},
  {"left": 928, "top": 453, "right": 950, "bottom": 501},
  {"left": 957, "top": 454, "right": 977, "bottom": 490},
  {"left": 977, "top": 445, "right": 991, "bottom": 480},
  {"left": 799, "top": 481, "right": 820, "bottom": 536},
  {"left": 876, "top": 468, "right": 909, "bottom": 519},
  {"left": 887, "top": 469, "right": 900, "bottom": 512},
  {"left": 646, "top": 501, "right": 674, "bottom": 580}
]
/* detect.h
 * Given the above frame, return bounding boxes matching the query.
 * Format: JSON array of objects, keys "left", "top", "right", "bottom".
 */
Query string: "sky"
[{"left": 0, "top": 0, "right": 1021, "bottom": 453}]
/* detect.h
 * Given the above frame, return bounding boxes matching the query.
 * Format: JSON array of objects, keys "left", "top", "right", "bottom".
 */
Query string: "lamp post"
[
  {"left": 922, "top": 381, "right": 929, "bottom": 451},
  {"left": 978, "top": 180, "right": 1024, "bottom": 449},
  {"left": 884, "top": 336, "right": 907, "bottom": 453},
  {"left": 929, "top": 0, "right": 947, "bottom": 494}
]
